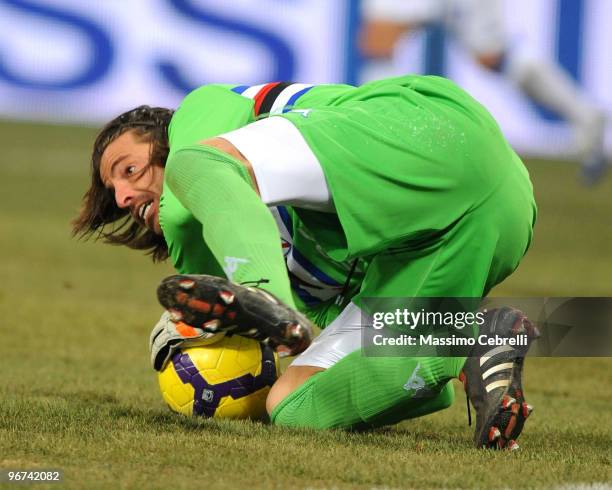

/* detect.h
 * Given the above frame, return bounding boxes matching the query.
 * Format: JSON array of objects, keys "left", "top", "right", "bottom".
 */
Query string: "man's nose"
[{"left": 114, "top": 182, "right": 135, "bottom": 209}]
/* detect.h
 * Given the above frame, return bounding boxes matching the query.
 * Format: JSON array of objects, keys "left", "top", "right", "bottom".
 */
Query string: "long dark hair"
[{"left": 72, "top": 106, "right": 174, "bottom": 261}]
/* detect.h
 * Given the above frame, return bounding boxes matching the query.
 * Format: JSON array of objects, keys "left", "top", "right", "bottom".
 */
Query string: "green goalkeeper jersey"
[
  {"left": 160, "top": 76, "right": 536, "bottom": 326},
  {"left": 160, "top": 81, "right": 370, "bottom": 325}
]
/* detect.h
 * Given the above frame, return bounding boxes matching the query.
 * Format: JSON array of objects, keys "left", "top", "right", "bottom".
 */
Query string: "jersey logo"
[
  {"left": 223, "top": 256, "right": 249, "bottom": 281},
  {"left": 403, "top": 363, "right": 426, "bottom": 394},
  {"left": 231, "top": 82, "right": 314, "bottom": 116},
  {"left": 288, "top": 109, "right": 312, "bottom": 118}
]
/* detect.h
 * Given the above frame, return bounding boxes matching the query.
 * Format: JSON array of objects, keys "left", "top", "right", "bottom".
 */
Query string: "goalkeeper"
[{"left": 74, "top": 76, "right": 537, "bottom": 449}]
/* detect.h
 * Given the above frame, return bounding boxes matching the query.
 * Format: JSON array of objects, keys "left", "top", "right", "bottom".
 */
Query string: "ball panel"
[
  {"left": 187, "top": 343, "right": 223, "bottom": 372},
  {"left": 216, "top": 388, "right": 269, "bottom": 419},
  {"left": 158, "top": 359, "right": 195, "bottom": 415}
]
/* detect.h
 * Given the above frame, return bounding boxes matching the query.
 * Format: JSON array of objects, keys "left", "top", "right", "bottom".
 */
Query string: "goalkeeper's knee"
[{"left": 266, "top": 365, "right": 324, "bottom": 415}]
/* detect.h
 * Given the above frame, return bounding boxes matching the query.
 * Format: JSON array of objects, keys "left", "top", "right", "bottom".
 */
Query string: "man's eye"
[{"left": 126, "top": 165, "right": 136, "bottom": 176}]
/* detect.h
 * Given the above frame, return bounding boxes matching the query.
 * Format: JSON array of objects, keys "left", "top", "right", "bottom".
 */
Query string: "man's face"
[{"left": 100, "top": 130, "right": 164, "bottom": 235}]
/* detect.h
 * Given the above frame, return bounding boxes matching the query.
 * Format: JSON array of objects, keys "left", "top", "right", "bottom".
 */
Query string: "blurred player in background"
[
  {"left": 74, "top": 75, "right": 538, "bottom": 448},
  {"left": 359, "top": 0, "right": 607, "bottom": 184}
]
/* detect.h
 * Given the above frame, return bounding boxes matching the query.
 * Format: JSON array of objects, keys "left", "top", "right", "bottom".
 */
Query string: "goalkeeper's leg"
[
  {"left": 270, "top": 200, "right": 536, "bottom": 444},
  {"left": 270, "top": 306, "right": 537, "bottom": 449},
  {"left": 270, "top": 348, "right": 460, "bottom": 430},
  {"left": 267, "top": 300, "right": 463, "bottom": 429}
]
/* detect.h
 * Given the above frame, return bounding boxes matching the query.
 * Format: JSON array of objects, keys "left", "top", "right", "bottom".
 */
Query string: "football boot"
[
  {"left": 157, "top": 274, "right": 313, "bottom": 357},
  {"left": 460, "top": 307, "right": 540, "bottom": 449}
]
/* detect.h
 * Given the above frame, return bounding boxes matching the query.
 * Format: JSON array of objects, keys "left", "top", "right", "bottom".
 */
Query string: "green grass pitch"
[{"left": 0, "top": 121, "right": 611, "bottom": 489}]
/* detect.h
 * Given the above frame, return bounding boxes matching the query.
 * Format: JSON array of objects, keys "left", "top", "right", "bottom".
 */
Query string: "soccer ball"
[{"left": 158, "top": 334, "right": 279, "bottom": 419}]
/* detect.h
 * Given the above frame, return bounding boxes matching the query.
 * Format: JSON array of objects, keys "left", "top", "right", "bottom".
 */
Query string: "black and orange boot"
[
  {"left": 460, "top": 307, "right": 540, "bottom": 449},
  {"left": 157, "top": 274, "right": 313, "bottom": 357}
]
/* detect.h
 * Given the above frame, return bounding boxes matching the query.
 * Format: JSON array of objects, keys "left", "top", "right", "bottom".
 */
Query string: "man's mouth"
[{"left": 137, "top": 200, "right": 154, "bottom": 223}]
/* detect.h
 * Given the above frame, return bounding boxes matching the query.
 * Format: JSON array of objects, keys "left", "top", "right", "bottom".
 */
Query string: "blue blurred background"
[{"left": 0, "top": 0, "right": 610, "bottom": 159}]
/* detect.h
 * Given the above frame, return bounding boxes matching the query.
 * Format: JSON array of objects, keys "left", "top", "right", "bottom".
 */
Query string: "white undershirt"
[{"left": 219, "top": 116, "right": 334, "bottom": 212}]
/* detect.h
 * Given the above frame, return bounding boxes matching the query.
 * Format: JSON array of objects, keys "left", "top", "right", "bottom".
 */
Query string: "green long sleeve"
[{"left": 164, "top": 145, "right": 296, "bottom": 308}]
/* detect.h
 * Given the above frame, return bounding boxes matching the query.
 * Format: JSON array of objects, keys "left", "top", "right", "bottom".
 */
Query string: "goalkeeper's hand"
[{"left": 149, "top": 311, "right": 223, "bottom": 371}]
